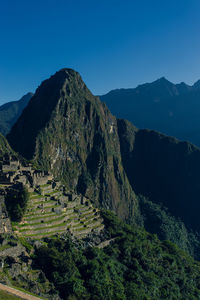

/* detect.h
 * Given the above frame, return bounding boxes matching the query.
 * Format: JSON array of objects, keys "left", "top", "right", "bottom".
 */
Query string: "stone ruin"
[
  {"left": 0, "top": 154, "right": 53, "bottom": 189},
  {"left": 0, "top": 195, "right": 12, "bottom": 234},
  {"left": 0, "top": 154, "right": 104, "bottom": 240},
  {"left": 0, "top": 154, "right": 54, "bottom": 234}
]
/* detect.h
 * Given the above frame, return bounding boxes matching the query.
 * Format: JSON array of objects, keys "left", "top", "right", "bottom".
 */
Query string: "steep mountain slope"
[
  {"left": 7, "top": 69, "right": 137, "bottom": 221},
  {"left": 0, "top": 93, "right": 33, "bottom": 136},
  {"left": 100, "top": 78, "right": 200, "bottom": 146},
  {"left": 0, "top": 133, "right": 14, "bottom": 157},
  {"left": 117, "top": 119, "right": 200, "bottom": 233}
]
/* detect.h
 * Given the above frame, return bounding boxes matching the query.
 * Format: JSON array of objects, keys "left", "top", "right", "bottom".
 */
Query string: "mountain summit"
[{"left": 7, "top": 69, "right": 137, "bottom": 220}]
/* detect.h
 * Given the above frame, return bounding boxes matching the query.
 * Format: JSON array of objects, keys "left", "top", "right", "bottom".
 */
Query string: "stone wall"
[{"left": 0, "top": 196, "right": 12, "bottom": 234}]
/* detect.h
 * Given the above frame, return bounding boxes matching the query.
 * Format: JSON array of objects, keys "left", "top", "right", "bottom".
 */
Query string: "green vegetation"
[
  {"left": 17, "top": 236, "right": 33, "bottom": 253},
  {"left": 33, "top": 211, "right": 200, "bottom": 300},
  {"left": 5, "top": 185, "right": 29, "bottom": 222},
  {"left": 138, "top": 195, "right": 200, "bottom": 260},
  {"left": 117, "top": 118, "right": 200, "bottom": 233},
  {"left": 18, "top": 215, "right": 65, "bottom": 227},
  {"left": 8, "top": 285, "right": 47, "bottom": 300}
]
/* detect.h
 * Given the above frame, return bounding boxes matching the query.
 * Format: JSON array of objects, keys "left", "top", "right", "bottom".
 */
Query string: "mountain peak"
[
  {"left": 155, "top": 77, "right": 173, "bottom": 85},
  {"left": 57, "top": 67, "right": 78, "bottom": 73},
  {"left": 36, "top": 68, "right": 87, "bottom": 97},
  {"left": 158, "top": 76, "right": 167, "bottom": 81},
  {"left": 54, "top": 68, "right": 80, "bottom": 78}
]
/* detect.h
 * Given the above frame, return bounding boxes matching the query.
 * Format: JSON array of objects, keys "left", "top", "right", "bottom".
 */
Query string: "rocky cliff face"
[{"left": 7, "top": 69, "right": 138, "bottom": 221}]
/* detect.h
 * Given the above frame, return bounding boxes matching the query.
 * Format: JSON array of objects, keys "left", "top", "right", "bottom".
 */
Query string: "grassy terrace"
[
  {"left": 23, "top": 229, "right": 67, "bottom": 238},
  {"left": 30, "top": 194, "right": 44, "bottom": 199},
  {"left": 0, "top": 244, "right": 12, "bottom": 252},
  {"left": 29, "top": 200, "right": 58, "bottom": 207},
  {"left": 19, "top": 222, "right": 67, "bottom": 233},
  {"left": 17, "top": 215, "right": 66, "bottom": 227},
  {"left": 24, "top": 211, "right": 57, "bottom": 218},
  {"left": 40, "top": 183, "right": 50, "bottom": 188},
  {"left": 24, "top": 213, "right": 61, "bottom": 221},
  {"left": 44, "top": 190, "right": 61, "bottom": 195},
  {"left": 13, "top": 184, "right": 104, "bottom": 239}
]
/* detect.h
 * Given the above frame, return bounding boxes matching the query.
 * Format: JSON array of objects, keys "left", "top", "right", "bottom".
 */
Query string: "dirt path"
[{"left": 0, "top": 283, "right": 44, "bottom": 300}]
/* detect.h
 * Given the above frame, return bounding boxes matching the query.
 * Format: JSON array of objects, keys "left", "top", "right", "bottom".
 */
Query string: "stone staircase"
[{"left": 13, "top": 183, "right": 104, "bottom": 239}]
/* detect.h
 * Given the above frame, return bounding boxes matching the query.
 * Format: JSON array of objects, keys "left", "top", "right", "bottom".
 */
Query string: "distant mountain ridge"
[
  {"left": 100, "top": 77, "right": 200, "bottom": 146},
  {"left": 0, "top": 92, "right": 33, "bottom": 136}
]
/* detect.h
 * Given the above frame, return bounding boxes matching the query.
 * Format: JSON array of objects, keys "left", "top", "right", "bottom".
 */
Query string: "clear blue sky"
[{"left": 0, "top": 0, "right": 200, "bottom": 104}]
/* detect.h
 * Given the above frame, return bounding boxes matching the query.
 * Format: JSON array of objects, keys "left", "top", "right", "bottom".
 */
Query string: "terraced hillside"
[{"left": 13, "top": 183, "right": 104, "bottom": 239}]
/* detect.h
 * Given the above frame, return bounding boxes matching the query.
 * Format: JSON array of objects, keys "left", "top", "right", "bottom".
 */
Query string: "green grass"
[
  {"left": 75, "top": 205, "right": 91, "bottom": 212},
  {"left": 84, "top": 218, "right": 98, "bottom": 226},
  {"left": 17, "top": 236, "right": 33, "bottom": 252},
  {"left": 29, "top": 200, "right": 57, "bottom": 208},
  {"left": 80, "top": 209, "right": 94, "bottom": 217},
  {"left": 79, "top": 214, "right": 96, "bottom": 222},
  {"left": 24, "top": 211, "right": 57, "bottom": 218},
  {"left": 25, "top": 205, "right": 58, "bottom": 213},
  {"left": 0, "top": 244, "right": 12, "bottom": 251},
  {"left": 44, "top": 190, "right": 60, "bottom": 196},
  {"left": 32, "top": 199, "right": 56, "bottom": 205},
  {"left": 16, "top": 215, "right": 66, "bottom": 228},
  {"left": 40, "top": 184, "right": 51, "bottom": 188},
  {"left": 73, "top": 226, "right": 90, "bottom": 232},
  {"left": 91, "top": 224, "right": 104, "bottom": 230},
  {"left": 29, "top": 193, "right": 44, "bottom": 199},
  {"left": 24, "top": 213, "right": 59, "bottom": 221},
  {"left": 0, "top": 290, "right": 20, "bottom": 300},
  {"left": 10, "top": 285, "right": 47, "bottom": 300},
  {"left": 23, "top": 229, "right": 67, "bottom": 238},
  {"left": 19, "top": 221, "right": 67, "bottom": 232},
  {"left": 72, "top": 223, "right": 85, "bottom": 228}
]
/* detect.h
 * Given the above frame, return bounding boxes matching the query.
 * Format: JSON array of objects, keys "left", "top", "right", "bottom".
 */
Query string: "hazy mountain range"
[
  {"left": 100, "top": 77, "right": 200, "bottom": 146},
  {"left": 0, "top": 92, "right": 33, "bottom": 135}
]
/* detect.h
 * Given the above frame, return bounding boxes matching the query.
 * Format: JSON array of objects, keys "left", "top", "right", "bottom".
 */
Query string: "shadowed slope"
[{"left": 118, "top": 119, "right": 200, "bottom": 232}]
